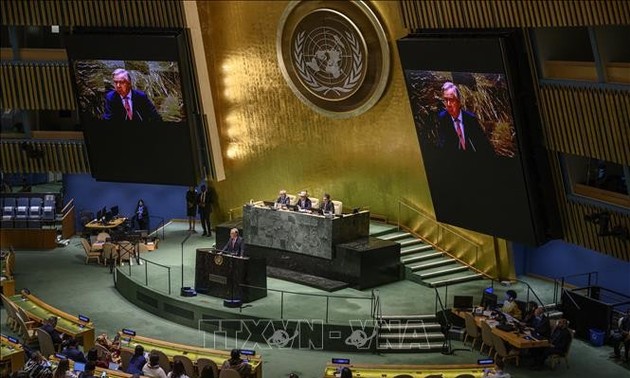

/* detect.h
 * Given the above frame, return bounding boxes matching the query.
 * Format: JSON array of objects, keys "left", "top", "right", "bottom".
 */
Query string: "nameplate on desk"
[
  {"left": 78, "top": 314, "right": 90, "bottom": 323},
  {"left": 122, "top": 328, "right": 136, "bottom": 336},
  {"left": 7, "top": 335, "right": 19, "bottom": 344},
  {"left": 240, "top": 349, "right": 255, "bottom": 356},
  {"left": 208, "top": 274, "right": 227, "bottom": 285}
]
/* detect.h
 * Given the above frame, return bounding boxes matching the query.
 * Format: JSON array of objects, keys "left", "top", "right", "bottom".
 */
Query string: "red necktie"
[
  {"left": 123, "top": 97, "right": 132, "bottom": 120},
  {"left": 455, "top": 119, "right": 466, "bottom": 150}
]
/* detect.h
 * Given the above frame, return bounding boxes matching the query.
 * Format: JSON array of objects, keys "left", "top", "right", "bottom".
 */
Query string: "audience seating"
[
  {"left": 153, "top": 349, "right": 172, "bottom": 373},
  {"left": 81, "top": 238, "right": 102, "bottom": 265},
  {"left": 218, "top": 369, "right": 240, "bottom": 378},
  {"left": 36, "top": 328, "right": 56, "bottom": 357},
  {"left": 14, "top": 197, "right": 29, "bottom": 228},
  {"left": 463, "top": 312, "right": 480, "bottom": 348},
  {"left": 491, "top": 332, "right": 520, "bottom": 366},
  {"left": 332, "top": 200, "right": 343, "bottom": 215},
  {"left": 480, "top": 321, "right": 494, "bottom": 356},
  {"left": 2, "top": 197, "right": 16, "bottom": 228},
  {"left": 173, "top": 355, "right": 196, "bottom": 378},
  {"left": 119, "top": 349, "right": 133, "bottom": 371},
  {"left": 196, "top": 358, "right": 219, "bottom": 378},
  {"left": 0, "top": 193, "right": 59, "bottom": 229},
  {"left": 549, "top": 329, "right": 575, "bottom": 369}
]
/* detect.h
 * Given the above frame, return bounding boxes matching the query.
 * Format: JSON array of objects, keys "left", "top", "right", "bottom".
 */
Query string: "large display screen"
[
  {"left": 398, "top": 32, "right": 556, "bottom": 245},
  {"left": 65, "top": 29, "right": 201, "bottom": 185}
]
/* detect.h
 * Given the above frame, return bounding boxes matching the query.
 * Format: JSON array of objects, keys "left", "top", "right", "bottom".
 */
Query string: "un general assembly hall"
[{"left": 0, "top": 1, "right": 629, "bottom": 378}]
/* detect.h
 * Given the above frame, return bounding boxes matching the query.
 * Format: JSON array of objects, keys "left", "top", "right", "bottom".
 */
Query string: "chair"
[
  {"left": 173, "top": 355, "right": 196, "bottom": 378},
  {"left": 14, "top": 197, "right": 29, "bottom": 228},
  {"left": 153, "top": 349, "right": 171, "bottom": 373},
  {"left": 120, "top": 349, "right": 133, "bottom": 372},
  {"left": 80, "top": 238, "right": 102, "bottom": 265},
  {"left": 218, "top": 369, "right": 241, "bottom": 378},
  {"left": 15, "top": 310, "right": 38, "bottom": 344},
  {"left": 332, "top": 200, "right": 343, "bottom": 215},
  {"left": 102, "top": 242, "right": 119, "bottom": 273},
  {"left": 42, "top": 194, "right": 56, "bottom": 224},
  {"left": 0, "top": 293, "right": 19, "bottom": 331},
  {"left": 4, "top": 249, "right": 15, "bottom": 276},
  {"left": 95, "top": 343, "right": 111, "bottom": 361},
  {"left": 480, "top": 321, "right": 494, "bottom": 357},
  {"left": 118, "top": 241, "right": 136, "bottom": 266},
  {"left": 491, "top": 332, "right": 519, "bottom": 366},
  {"left": 549, "top": 329, "right": 575, "bottom": 369},
  {"left": 287, "top": 194, "right": 297, "bottom": 206},
  {"left": 28, "top": 197, "right": 43, "bottom": 228},
  {"left": 463, "top": 312, "right": 480, "bottom": 349},
  {"left": 2, "top": 197, "right": 16, "bottom": 228},
  {"left": 196, "top": 358, "right": 219, "bottom": 378},
  {"left": 310, "top": 198, "right": 320, "bottom": 209},
  {"left": 37, "top": 328, "right": 56, "bottom": 358},
  {"left": 96, "top": 231, "right": 110, "bottom": 242}
]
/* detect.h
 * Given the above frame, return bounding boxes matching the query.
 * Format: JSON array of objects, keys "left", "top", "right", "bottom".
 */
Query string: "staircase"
[
  {"left": 377, "top": 314, "right": 445, "bottom": 352},
  {"left": 370, "top": 222, "right": 483, "bottom": 287}
]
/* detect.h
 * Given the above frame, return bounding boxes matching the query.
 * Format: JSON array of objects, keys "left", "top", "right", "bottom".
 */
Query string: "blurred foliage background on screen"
[
  {"left": 74, "top": 60, "right": 185, "bottom": 122},
  {"left": 404, "top": 70, "right": 517, "bottom": 158}
]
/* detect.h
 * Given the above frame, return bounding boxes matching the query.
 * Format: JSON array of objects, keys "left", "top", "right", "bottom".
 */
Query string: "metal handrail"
[
  {"left": 239, "top": 283, "right": 373, "bottom": 324},
  {"left": 397, "top": 198, "right": 482, "bottom": 265},
  {"left": 121, "top": 256, "right": 172, "bottom": 295},
  {"left": 553, "top": 271, "right": 599, "bottom": 304}
]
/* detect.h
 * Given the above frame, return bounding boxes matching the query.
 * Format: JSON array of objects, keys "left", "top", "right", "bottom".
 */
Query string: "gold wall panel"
[
  {"left": 400, "top": 0, "right": 630, "bottom": 29},
  {"left": 1, "top": 0, "right": 184, "bottom": 27},
  {"left": 0, "top": 62, "right": 75, "bottom": 110},
  {"left": 196, "top": 1, "right": 505, "bottom": 277}
]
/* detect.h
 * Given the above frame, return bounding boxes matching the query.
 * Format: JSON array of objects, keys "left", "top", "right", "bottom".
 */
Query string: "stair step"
[
  {"left": 369, "top": 223, "right": 399, "bottom": 237},
  {"left": 401, "top": 244, "right": 434, "bottom": 255},
  {"left": 418, "top": 265, "right": 469, "bottom": 279},
  {"left": 380, "top": 314, "right": 436, "bottom": 321},
  {"left": 380, "top": 321, "right": 441, "bottom": 329},
  {"left": 411, "top": 258, "right": 457, "bottom": 271},
  {"left": 426, "top": 273, "right": 484, "bottom": 287},
  {"left": 379, "top": 332, "right": 445, "bottom": 340},
  {"left": 398, "top": 238, "right": 425, "bottom": 247},
  {"left": 378, "top": 231, "right": 411, "bottom": 240},
  {"left": 377, "top": 342, "right": 444, "bottom": 351},
  {"left": 401, "top": 251, "right": 443, "bottom": 265}
]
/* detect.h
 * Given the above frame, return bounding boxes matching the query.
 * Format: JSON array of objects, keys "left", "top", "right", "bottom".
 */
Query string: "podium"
[{"left": 194, "top": 248, "right": 267, "bottom": 303}]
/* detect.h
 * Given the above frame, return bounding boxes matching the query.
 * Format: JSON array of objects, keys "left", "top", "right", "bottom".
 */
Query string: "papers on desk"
[{"left": 483, "top": 310, "right": 493, "bottom": 317}]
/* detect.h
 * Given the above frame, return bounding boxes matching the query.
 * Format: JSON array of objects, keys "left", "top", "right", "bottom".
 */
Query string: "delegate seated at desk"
[
  {"left": 320, "top": 193, "right": 334, "bottom": 214},
  {"left": 221, "top": 228, "right": 245, "bottom": 256},
  {"left": 296, "top": 191, "right": 312, "bottom": 211},
  {"left": 276, "top": 189, "right": 291, "bottom": 207}
]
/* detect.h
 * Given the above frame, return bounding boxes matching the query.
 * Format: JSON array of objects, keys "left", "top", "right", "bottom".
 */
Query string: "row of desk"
[
  {"left": 9, "top": 290, "right": 95, "bottom": 349},
  {"left": 452, "top": 309, "right": 551, "bottom": 350},
  {"left": 322, "top": 362, "right": 494, "bottom": 378},
  {"left": 4, "top": 289, "right": 264, "bottom": 377},
  {"left": 118, "top": 331, "right": 263, "bottom": 378},
  {"left": 1, "top": 334, "right": 25, "bottom": 373}
]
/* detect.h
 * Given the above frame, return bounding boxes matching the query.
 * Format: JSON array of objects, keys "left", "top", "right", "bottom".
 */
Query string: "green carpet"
[{"left": 1, "top": 221, "right": 628, "bottom": 377}]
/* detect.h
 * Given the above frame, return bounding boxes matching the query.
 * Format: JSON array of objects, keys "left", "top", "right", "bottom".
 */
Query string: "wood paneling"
[
  {"left": 1, "top": 0, "right": 184, "bottom": 28},
  {"left": 0, "top": 140, "right": 89, "bottom": 174},
  {"left": 400, "top": 0, "right": 630, "bottom": 29},
  {"left": 0, "top": 62, "right": 75, "bottom": 110}
]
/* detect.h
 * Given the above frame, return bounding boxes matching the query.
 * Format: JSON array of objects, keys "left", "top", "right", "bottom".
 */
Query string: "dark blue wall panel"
[
  {"left": 64, "top": 174, "right": 188, "bottom": 231},
  {"left": 515, "top": 239, "right": 630, "bottom": 296}
]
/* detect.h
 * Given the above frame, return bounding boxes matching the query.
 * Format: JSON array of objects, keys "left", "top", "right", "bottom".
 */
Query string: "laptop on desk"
[{"left": 453, "top": 295, "right": 474, "bottom": 311}]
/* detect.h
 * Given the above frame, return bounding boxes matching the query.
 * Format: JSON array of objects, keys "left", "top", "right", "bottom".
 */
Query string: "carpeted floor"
[{"left": 1, "top": 220, "right": 628, "bottom": 377}]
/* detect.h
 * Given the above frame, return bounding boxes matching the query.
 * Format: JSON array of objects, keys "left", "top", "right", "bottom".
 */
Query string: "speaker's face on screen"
[
  {"left": 442, "top": 88, "right": 461, "bottom": 119},
  {"left": 113, "top": 73, "right": 131, "bottom": 98}
]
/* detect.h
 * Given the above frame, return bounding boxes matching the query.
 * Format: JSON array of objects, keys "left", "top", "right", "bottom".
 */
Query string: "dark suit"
[
  {"left": 276, "top": 195, "right": 291, "bottom": 206},
  {"left": 41, "top": 323, "right": 63, "bottom": 347},
  {"left": 222, "top": 236, "right": 245, "bottom": 256},
  {"left": 197, "top": 189, "right": 213, "bottom": 235},
  {"left": 528, "top": 314, "right": 551, "bottom": 339},
  {"left": 321, "top": 200, "right": 335, "bottom": 214},
  {"left": 103, "top": 89, "right": 161, "bottom": 122},
  {"left": 62, "top": 346, "right": 87, "bottom": 363},
  {"left": 296, "top": 197, "right": 312, "bottom": 210},
  {"left": 437, "top": 110, "right": 494, "bottom": 156}
]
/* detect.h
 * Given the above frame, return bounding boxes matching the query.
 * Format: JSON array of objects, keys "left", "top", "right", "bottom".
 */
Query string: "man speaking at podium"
[
  {"left": 221, "top": 228, "right": 245, "bottom": 256},
  {"left": 103, "top": 68, "right": 162, "bottom": 123}
]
